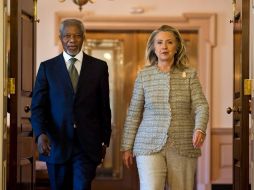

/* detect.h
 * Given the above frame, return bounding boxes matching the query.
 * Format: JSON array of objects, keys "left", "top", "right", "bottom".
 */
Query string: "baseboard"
[
  {"left": 212, "top": 184, "right": 232, "bottom": 190},
  {"left": 212, "top": 184, "right": 251, "bottom": 190}
]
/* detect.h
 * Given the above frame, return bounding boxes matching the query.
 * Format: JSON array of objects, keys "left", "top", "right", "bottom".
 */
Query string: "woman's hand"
[
  {"left": 122, "top": 150, "right": 133, "bottom": 169},
  {"left": 193, "top": 130, "right": 206, "bottom": 148}
]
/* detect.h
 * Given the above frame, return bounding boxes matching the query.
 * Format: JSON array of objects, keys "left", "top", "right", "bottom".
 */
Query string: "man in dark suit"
[{"left": 31, "top": 19, "right": 111, "bottom": 190}]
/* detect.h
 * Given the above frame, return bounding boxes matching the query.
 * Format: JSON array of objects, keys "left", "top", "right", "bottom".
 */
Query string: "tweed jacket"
[{"left": 121, "top": 65, "right": 209, "bottom": 158}]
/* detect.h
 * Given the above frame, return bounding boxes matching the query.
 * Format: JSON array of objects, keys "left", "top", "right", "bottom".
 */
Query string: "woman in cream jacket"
[{"left": 121, "top": 25, "right": 209, "bottom": 190}]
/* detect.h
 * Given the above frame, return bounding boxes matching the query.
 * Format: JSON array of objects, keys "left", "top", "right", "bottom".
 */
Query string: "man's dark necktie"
[{"left": 68, "top": 58, "right": 79, "bottom": 92}]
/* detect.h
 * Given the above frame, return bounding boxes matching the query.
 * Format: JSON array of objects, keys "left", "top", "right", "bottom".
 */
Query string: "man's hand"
[
  {"left": 101, "top": 144, "right": 107, "bottom": 163},
  {"left": 37, "top": 133, "right": 51, "bottom": 156},
  {"left": 122, "top": 150, "right": 133, "bottom": 169}
]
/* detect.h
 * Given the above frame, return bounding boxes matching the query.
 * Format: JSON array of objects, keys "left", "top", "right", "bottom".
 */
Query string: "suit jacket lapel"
[
  {"left": 76, "top": 53, "right": 90, "bottom": 92},
  {"left": 55, "top": 54, "right": 74, "bottom": 92},
  {"left": 79, "top": 53, "right": 90, "bottom": 76}
]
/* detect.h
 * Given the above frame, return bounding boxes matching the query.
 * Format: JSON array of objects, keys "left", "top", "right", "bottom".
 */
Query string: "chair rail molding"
[{"left": 55, "top": 12, "right": 217, "bottom": 190}]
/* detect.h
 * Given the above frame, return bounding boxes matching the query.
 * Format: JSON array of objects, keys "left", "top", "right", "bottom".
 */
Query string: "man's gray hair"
[{"left": 59, "top": 19, "right": 85, "bottom": 36}]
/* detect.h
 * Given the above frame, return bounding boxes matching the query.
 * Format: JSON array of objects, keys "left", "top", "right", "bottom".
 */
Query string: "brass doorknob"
[
  {"left": 24, "top": 105, "right": 31, "bottom": 113},
  {"left": 226, "top": 107, "right": 239, "bottom": 114}
]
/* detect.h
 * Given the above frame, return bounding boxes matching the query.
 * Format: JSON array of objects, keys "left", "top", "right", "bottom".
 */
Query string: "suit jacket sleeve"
[
  {"left": 100, "top": 62, "right": 112, "bottom": 146},
  {"left": 190, "top": 70, "right": 209, "bottom": 132},
  {"left": 121, "top": 71, "right": 144, "bottom": 151},
  {"left": 31, "top": 62, "right": 49, "bottom": 139}
]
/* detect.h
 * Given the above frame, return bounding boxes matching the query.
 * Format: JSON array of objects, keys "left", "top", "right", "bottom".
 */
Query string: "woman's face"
[{"left": 154, "top": 31, "right": 178, "bottom": 63}]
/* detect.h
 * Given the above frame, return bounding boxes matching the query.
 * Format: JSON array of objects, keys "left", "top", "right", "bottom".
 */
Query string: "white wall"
[{"left": 37, "top": 0, "right": 234, "bottom": 129}]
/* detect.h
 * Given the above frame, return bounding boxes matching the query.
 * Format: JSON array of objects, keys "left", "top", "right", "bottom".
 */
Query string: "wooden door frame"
[
  {"left": 0, "top": 0, "right": 7, "bottom": 189},
  {"left": 9, "top": 1, "right": 19, "bottom": 187},
  {"left": 54, "top": 12, "right": 216, "bottom": 190},
  {"left": 232, "top": 0, "right": 250, "bottom": 189},
  {"left": 250, "top": 1, "right": 254, "bottom": 189},
  {"left": 241, "top": 0, "right": 250, "bottom": 187},
  {"left": 0, "top": 3, "right": 3, "bottom": 188}
]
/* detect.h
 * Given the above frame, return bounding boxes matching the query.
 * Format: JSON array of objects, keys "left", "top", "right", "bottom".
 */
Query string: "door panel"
[
  {"left": 21, "top": 14, "right": 34, "bottom": 95},
  {"left": 9, "top": 0, "right": 36, "bottom": 189}
]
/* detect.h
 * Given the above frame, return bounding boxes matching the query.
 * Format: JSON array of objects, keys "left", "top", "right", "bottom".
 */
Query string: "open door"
[
  {"left": 8, "top": 0, "right": 37, "bottom": 189},
  {"left": 227, "top": 0, "right": 250, "bottom": 189}
]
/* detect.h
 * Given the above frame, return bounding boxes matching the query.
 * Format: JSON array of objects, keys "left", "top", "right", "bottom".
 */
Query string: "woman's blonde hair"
[{"left": 145, "top": 25, "right": 188, "bottom": 70}]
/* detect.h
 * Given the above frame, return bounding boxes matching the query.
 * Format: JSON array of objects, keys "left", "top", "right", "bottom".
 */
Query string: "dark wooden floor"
[
  {"left": 36, "top": 183, "right": 251, "bottom": 190},
  {"left": 211, "top": 184, "right": 251, "bottom": 190},
  {"left": 36, "top": 188, "right": 50, "bottom": 190},
  {"left": 35, "top": 179, "right": 50, "bottom": 190},
  {"left": 36, "top": 184, "right": 50, "bottom": 190}
]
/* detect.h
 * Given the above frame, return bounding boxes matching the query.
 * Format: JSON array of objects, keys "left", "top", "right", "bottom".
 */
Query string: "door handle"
[
  {"left": 24, "top": 105, "right": 31, "bottom": 113},
  {"left": 226, "top": 107, "right": 240, "bottom": 114}
]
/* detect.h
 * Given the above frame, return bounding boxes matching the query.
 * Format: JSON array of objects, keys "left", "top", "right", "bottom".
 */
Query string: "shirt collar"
[{"left": 63, "top": 51, "right": 83, "bottom": 63}]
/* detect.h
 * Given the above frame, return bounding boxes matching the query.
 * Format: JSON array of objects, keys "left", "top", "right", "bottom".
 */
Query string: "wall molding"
[
  {"left": 211, "top": 128, "right": 232, "bottom": 135},
  {"left": 211, "top": 128, "right": 232, "bottom": 184},
  {"left": 211, "top": 128, "right": 251, "bottom": 184},
  {"left": 54, "top": 12, "right": 217, "bottom": 190}
]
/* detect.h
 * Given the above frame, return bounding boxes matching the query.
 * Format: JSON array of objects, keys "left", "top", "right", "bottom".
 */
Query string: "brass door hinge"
[{"left": 8, "top": 78, "right": 15, "bottom": 94}]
